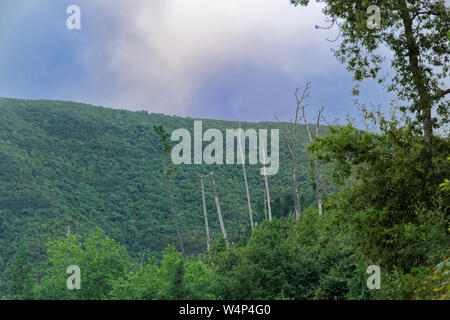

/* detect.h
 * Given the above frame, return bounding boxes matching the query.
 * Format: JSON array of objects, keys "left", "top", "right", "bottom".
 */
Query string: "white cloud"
[{"left": 82, "top": 0, "right": 337, "bottom": 114}]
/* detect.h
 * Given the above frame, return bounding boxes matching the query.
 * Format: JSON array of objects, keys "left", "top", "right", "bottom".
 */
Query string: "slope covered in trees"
[
  {"left": 0, "top": 97, "right": 326, "bottom": 295},
  {"left": 0, "top": 97, "right": 448, "bottom": 300},
  {"left": 1, "top": 0, "right": 449, "bottom": 300}
]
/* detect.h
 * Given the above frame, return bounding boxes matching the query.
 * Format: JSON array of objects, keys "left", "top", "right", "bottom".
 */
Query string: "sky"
[{"left": 0, "top": 0, "right": 392, "bottom": 123}]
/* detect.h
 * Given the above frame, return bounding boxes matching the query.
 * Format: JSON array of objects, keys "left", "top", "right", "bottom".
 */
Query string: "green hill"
[{"left": 0, "top": 97, "right": 325, "bottom": 282}]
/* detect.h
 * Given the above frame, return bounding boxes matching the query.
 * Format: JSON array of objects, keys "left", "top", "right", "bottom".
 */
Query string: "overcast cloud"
[{"left": 0, "top": 0, "right": 389, "bottom": 122}]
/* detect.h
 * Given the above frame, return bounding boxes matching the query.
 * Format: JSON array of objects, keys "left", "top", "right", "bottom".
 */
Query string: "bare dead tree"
[
  {"left": 200, "top": 176, "right": 211, "bottom": 251},
  {"left": 302, "top": 104, "right": 326, "bottom": 215},
  {"left": 260, "top": 144, "right": 272, "bottom": 221},
  {"left": 263, "top": 188, "right": 268, "bottom": 221},
  {"left": 275, "top": 82, "right": 312, "bottom": 221},
  {"left": 264, "top": 172, "right": 272, "bottom": 222},
  {"left": 238, "top": 122, "right": 254, "bottom": 230},
  {"left": 210, "top": 171, "right": 229, "bottom": 248},
  {"left": 315, "top": 108, "right": 325, "bottom": 216}
]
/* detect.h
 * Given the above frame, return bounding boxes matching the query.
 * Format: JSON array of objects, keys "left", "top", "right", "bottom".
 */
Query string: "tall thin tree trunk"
[
  {"left": 210, "top": 172, "right": 229, "bottom": 248},
  {"left": 303, "top": 105, "right": 325, "bottom": 216},
  {"left": 291, "top": 153, "right": 301, "bottom": 221},
  {"left": 290, "top": 86, "right": 312, "bottom": 221},
  {"left": 290, "top": 96, "right": 302, "bottom": 221},
  {"left": 261, "top": 146, "right": 272, "bottom": 221},
  {"left": 238, "top": 122, "right": 254, "bottom": 230},
  {"left": 315, "top": 110, "right": 325, "bottom": 215},
  {"left": 200, "top": 177, "right": 211, "bottom": 251},
  {"left": 264, "top": 188, "right": 268, "bottom": 221},
  {"left": 264, "top": 174, "right": 272, "bottom": 221},
  {"left": 163, "top": 160, "right": 186, "bottom": 258},
  {"left": 315, "top": 159, "right": 323, "bottom": 215}
]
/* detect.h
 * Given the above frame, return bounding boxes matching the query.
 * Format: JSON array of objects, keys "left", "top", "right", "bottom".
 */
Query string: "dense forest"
[
  {"left": 0, "top": 97, "right": 329, "bottom": 297},
  {"left": 0, "top": 96, "right": 448, "bottom": 300},
  {"left": 0, "top": 0, "right": 449, "bottom": 300}
]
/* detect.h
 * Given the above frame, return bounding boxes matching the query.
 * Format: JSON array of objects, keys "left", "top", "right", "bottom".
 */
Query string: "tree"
[
  {"left": 206, "top": 214, "right": 371, "bottom": 300},
  {"left": 111, "top": 246, "right": 218, "bottom": 300},
  {"left": 276, "top": 84, "right": 313, "bottom": 221},
  {"left": 4, "top": 246, "right": 34, "bottom": 299},
  {"left": 34, "top": 228, "right": 132, "bottom": 300},
  {"left": 263, "top": 188, "right": 268, "bottom": 221},
  {"left": 309, "top": 119, "right": 450, "bottom": 271},
  {"left": 168, "top": 260, "right": 189, "bottom": 299},
  {"left": 292, "top": 0, "right": 449, "bottom": 151},
  {"left": 238, "top": 122, "right": 254, "bottom": 230},
  {"left": 200, "top": 176, "right": 211, "bottom": 251},
  {"left": 260, "top": 146, "right": 273, "bottom": 221},
  {"left": 302, "top": 104, "right": 326, "bottom": 215},
  {"left": 154, "top": 125, "right": 186, "bottom": 258}
]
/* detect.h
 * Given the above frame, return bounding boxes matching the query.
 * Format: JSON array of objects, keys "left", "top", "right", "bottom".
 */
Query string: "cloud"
[{"left": 82, "top": 0, "right": 336, "bottom": 114}]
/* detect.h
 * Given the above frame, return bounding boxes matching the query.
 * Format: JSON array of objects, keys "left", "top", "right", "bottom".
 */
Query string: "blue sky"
[{"left": 0, "top": 0, "right": 391, "bottom": 123}]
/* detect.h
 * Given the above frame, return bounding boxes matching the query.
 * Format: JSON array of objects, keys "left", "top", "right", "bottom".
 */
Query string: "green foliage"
[
  {"left": 377, "top": 256, "right": 449, "bottom": 300},
  {"left": 431, "top": 256, "right": 450, "bottom": 300},
  {"left": 206, "top": 212, "right": 372, "bottom": 300},
  {"left": 310, "top": 120, "right": 449, "bottom": 271},
  {"left": 109, "top": 258, "right": 160, "bottom": 300},
  {"left": 34, "top": 228, "right": 132, "bottom": 300},
  {"left": 3, "top": 246, "right": 34, "bottom": 299},
  {"left": 307, "top": 109, "right": 448, "bottom": 300},
  {"left": 153, "top": 125, "right": 173, "bottom": 157},
  {"left": 377, "top": 267, "right": 433, "bottom": 300},
  {"left": 0, "top": 93, "right": 446, "bottom": 300},
  {"left": 0, "top": 97, "right": 320, "bottom": 295},
  {"left": 440, "top": 156, "right": 450, "bottom": 192},
  {"left": 110, "top": 246, "right": 218, "bottom": 300},
  {"left": 292, "top": 0, "right": 449, "bottom": 136}
]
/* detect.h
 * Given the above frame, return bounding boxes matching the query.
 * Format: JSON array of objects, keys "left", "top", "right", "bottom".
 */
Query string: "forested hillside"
[
  {"left": 0, "top": 97, "right": 448, "bottom": 300},
  {"left": 1, "top": 0, "right": 448, "bottom": 302},
  {"left": 0, "top": 97, "right": 326, "bottom": 294}
]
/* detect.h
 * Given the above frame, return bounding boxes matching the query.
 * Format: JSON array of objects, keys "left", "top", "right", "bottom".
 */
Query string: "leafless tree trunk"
[
  {"left": 210, "top": 172, "right": 229, "bottom": 248},
  {"left": 260, "top": 145, "right": 272, "bottom": 221},
  {"left": 302, "top": 104, "right": 325, "bottom": 216},
  {"left": 263, "top": 173, "right": 272, "bottom": 221},
  {"left": 275, "top": 83, "right": 312, "bottom": 221},
  {"left": 238, "top": 122, "right": 254, "bottom": 230},
  {"left": 315, "top": 109, "right": 325, "bottom": 215},
  {"left": 263, "top": 188, "right": 268, "bottom": 221},
  {"left": 200, "top": 177, "right": 211, "bottom": 251},
  {"left": 290, "top": 118, "right": 302, "bottom": 222}
]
